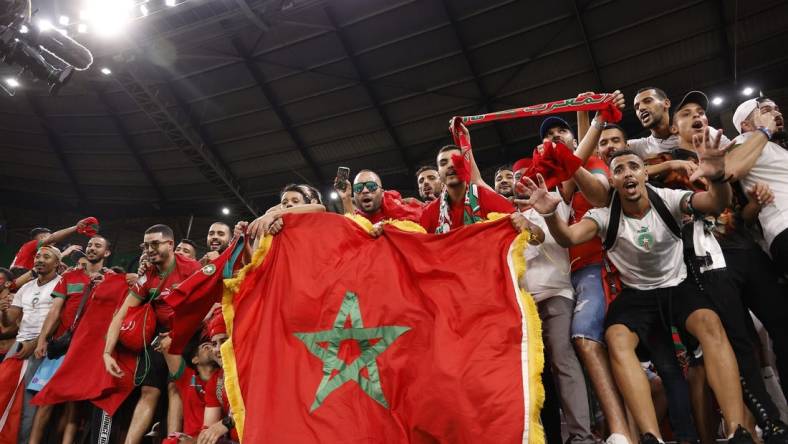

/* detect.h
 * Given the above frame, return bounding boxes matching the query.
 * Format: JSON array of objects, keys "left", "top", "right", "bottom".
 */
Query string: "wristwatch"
[
  {"left": 756, "top": 126, "right": 773, "bottom": 140},
  {"left": 221, "top": 415, "right": 235, "bottom": 430}
]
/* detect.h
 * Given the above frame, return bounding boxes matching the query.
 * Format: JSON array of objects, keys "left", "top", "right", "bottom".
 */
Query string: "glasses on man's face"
[
  {"left": 352, "top": 181, "right": 380, "bottom": 194},
  {"left": 140, "top": 240, "right": 171, "bottom": 251}
]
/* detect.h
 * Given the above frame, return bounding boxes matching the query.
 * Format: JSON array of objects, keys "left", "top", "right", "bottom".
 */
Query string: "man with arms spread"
[
  {"left": 9, "top": 218, "right": 94, "bottom": 273},
  {"left": 521, "top": 134, "right": 755, "bottom": 443},
  {"left": 103, "top": 224, "right": 201, "bottom": 443}
]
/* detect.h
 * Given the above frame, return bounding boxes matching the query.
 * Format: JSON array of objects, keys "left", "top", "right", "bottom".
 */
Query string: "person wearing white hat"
[
  {"left": 732, "top": 97, "right": 785, "bottom": 148},
  {"left": 726, "top": 99, "right": 787, "bottom": 274}
]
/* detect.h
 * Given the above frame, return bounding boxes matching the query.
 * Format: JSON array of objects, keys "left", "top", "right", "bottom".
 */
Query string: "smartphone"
[
  {"left": 150, "top": 335, "right": 161, "bottom": 349},
  {"left": 336, "top": 166, "right": 350, "bottom": 191}
]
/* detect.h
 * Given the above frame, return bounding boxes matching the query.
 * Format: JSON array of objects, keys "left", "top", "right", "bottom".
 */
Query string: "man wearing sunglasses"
[
  {"left": 335, "top": 170, "right": 422, "bottom": 225},
  {"left": 102, "top": 224, "right": 201, "bottom": 443}
]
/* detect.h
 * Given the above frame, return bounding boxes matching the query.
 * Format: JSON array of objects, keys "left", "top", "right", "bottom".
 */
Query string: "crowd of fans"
[{"left": 0, "top": 87, "right": 786, "bottom": 444}]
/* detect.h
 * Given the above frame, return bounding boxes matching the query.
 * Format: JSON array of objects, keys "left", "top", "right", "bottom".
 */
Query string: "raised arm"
[
  {"left": 515, "top": 174, "right": 598, "bottom": 247},
  {"left": 724, "top": 111, "right": 776, "bottom": 181},
  {"left": 685, "top": 129, "right": 732, "bottom": 215}
]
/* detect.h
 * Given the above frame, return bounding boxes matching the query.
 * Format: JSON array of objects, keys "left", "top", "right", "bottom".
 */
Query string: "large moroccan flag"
[{"left": 222, "top": 213, "right": 544, "bottom": 443}]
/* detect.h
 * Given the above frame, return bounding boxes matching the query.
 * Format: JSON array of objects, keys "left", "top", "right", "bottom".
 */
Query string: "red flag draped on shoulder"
[
  {"left": 164, "top": 236, "right": 245, "bottom": 354},
  {"left": 221, "top": 213, "right": 544, "bottom": 443},
  {"left": 31, "top": 273, "right": 130, "bottom": 413}
]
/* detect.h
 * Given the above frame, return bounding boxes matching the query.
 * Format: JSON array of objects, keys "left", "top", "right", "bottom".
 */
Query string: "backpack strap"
[
  {"left": 646, "top": 185, "right": 682, "bottom": 239},
  {"left": 603, "top": 190, "right": 621, "bottom": 251}
]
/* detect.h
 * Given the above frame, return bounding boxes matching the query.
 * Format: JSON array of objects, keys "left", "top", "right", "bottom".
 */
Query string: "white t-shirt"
[
  {"left": 628, "top": 128, "right": 730, "bottom": 159},
  {"left": 735, "top": 132, "right": 788, "bottom": 248},
  {"left": 11, "top": 276, "right": 61, "bottom": 342},
  {"left": 520, "top": 195, "right": 574, "bottom": 303},
  {"left": 584, "top": 187, "right": 691, "bottom": 290}
]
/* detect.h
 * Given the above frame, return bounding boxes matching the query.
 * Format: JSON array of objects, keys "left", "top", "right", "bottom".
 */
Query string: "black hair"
[
  {"left": 30, "top": 227, "right": 51, "bottom": 238},
  {"left": 601, "top": 123, "right": 628, "bottom": 140},
  {"left": 144, "top": 224, "right": 174, "bottom": 240},
  {"left": 179, "top": 238, "right": 197, "bottom": 249},
  {"left": 90, "top": 235, "right": 111, "bottom": 251},
  {"left": 607, "top": 148, "right": 643, "bottom": 165},
  {"left": 209, "top": 221, "right": 231, "bottom": 232},
  {"left": 110, "top": 266, "right": 126, "bottom": 273},
  {"left": 415, "top": 165, "right": 438, "bottom": 177},
  {"left": 636, "top": 86, "right": 668, "bottom": 100},
  {"left": 438, "top": 144, "right": 461, "bottom": 155},
  {"left": 280, "top": 183, "right": 310, "bottom": 202},
  {"left": 298, "top": 184, "right": 323, "bottom": 204},
  {"left": 0, "top": 267, "right": 12, "bottom": 282},
  {"left": 494, "top": 164, "right": 513, "bottom": 178}
]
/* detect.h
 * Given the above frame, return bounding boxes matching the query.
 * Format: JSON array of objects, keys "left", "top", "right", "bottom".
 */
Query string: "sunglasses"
[
  {"left": 140, "top": 240, "right": 172, "bottom": 251},
  {"left": 352, "top": 181, "right": 380, "bottom": 193}
]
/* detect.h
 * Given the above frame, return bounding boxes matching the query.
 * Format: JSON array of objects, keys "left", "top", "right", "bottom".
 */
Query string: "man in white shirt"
[
  {"left": 518, "top": 138, "right": 755, "bottom": 444},
  {"left": 519, "top": 194, "right": 599, "bottom": 444},
  {"left": 630, "top": 87, "right": 730, "bottom": 167},
  {"left": 0, "top": 245, "right": 62, "bottom": 443},
  {"left": 729, "top": 97, "right": 788, "bottom": 275}
]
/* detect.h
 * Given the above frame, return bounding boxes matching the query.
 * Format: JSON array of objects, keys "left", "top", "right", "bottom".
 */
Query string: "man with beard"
[
  {"left": 416, "top": 166, "right": 442, "bottom": 203},
  {"left": 733, "top": 97, "right": 785, "bottom": 149},
  {"left": 419, "top": 145, "right": 526, "bottom": 234},
  {"left": 200, "top": 222, "right": 231, "bottom": 265},
  {"left": 175, "top": 239, "right": 198, "bottom": 261},
  {"left": 0, "top": 246, "right": 62, "bottom": 443},
  {"left": 29, "top": 236, "right": 112, "bottom": 444},
  {"left": 103, "top": 224, "right": 201, "bottom": 443},
  {"left": 597, "top": 123, "right": 628, "bottom": 164},
  {"left": 669, "top": 91, "right": 788, "bottom": 443},
  {"left": 494, "top": 165, "right": 514, "bottom": 198},
  {"left": 522, "top": 137, "right": 758, "bottom": 444},
  {"left": 335, "top": 170, "right": 422, "bottom": 225}
]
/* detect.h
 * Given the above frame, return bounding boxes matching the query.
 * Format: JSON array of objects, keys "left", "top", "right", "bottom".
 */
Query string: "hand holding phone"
[{"left": 335, "top": 167, "right": 350, "bottom": 192}]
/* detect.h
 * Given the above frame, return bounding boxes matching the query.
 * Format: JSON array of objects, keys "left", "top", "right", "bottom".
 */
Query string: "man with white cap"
[{"left": 728, "top": 98, "right": 787, "bottom": 275}]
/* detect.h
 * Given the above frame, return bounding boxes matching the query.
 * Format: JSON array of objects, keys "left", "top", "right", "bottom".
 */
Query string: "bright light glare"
[
  {"left": 78, "top": 23, "right": 88, "bottom": 33},
  {"left": 56, "top": 28, "right": 68, "bottom": 36},
  {"left": 330, "top": 192, "right": 339, "bottom": 200},
  {"left": 100, "top": 67, "right": 112, "bottom": 75},
  {"left": 82, "top": 0, "right": 134, "bottom": 37},
  {"left": 59, "top": 15, "right": 70, "bottom": 26},
  {"left": 5, "top": 77, "right": 20, "bottom": 88},
  {"left": 712, "top": 96, "right": 724, "bottom": 106},
  {"left": 19, "top": 25, "right": 28, "bottom": 33},
  {"left": 37, "top": 19, "right": 53, "bottom": 31},
  {"left": 140, "top": 4, "right": 148, "bottom": 16},
  {"left": 742, "top": 87, "right": 754, "bottom": 96},
  {"left": 165, "top": 0, "right": 176, "bottom": 6},
  {"left": 221, "top": 207, "right": 230, "bottom": 215}
]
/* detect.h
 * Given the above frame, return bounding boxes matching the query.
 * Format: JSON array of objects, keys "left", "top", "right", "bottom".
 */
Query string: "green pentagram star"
[{"left": 294, "top": 291, "right": 410, "bottom": 412}]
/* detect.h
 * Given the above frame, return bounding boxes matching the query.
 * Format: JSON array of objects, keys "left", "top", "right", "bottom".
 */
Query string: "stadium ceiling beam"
[
  {"left": 571, "top": 0, "right": 605, "bottom": 91},
  {"left": 323, "top": 5, "right": 413, "bottom": 174},
  {"left": 230, "top": 36, "right": 327, "bottom": 185},
  {"left": 25, "top": 94, "right": 88, "bottom": 205},
  {"left": 94, "top": 88, "right": 167, "bottom": 205},
  {"left": 717, "top": 2, "right": 735, "bottom": 83},
  {"left": 112, "top": 66, "right": 260, "bottom": 216},
  {"left": 439, "top": 0, "right": 509, "bottom": 152},
  {"left": 234, "top": 0, "right": 270, "bottom": 32}
]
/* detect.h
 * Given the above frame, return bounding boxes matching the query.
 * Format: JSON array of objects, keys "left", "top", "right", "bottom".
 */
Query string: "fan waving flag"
[{"left": 221, "top": 213, "right": 544, "bottom": 443}]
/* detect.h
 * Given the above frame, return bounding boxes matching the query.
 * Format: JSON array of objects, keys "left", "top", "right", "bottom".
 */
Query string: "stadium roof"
[{"left": 2, "top": 0, "right": 787, "bottom": 250}]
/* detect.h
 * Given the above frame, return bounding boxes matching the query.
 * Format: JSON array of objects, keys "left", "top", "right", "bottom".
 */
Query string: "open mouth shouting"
[
  {"left": 208, "top": 240, "right": 223, "bottom": 251},
  {"left": 639, "top": 110, "right": 651, "bottom": 125},
  {"left": 622, "top": 179, "right": 639, "bottom": 196}
]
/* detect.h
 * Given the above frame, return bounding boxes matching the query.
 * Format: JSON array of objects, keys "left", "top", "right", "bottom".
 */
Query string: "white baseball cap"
[{"left": 732, "top": 98, "right": 758, "bottom": 134}]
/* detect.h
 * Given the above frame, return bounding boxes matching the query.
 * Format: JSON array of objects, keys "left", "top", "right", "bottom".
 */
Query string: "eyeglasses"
[
  {"left": 140, "top": 240, "right": 172, "bottom": 251},
  {"left": 352, "top": 181, "right": 380, "bottom": 193}
]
